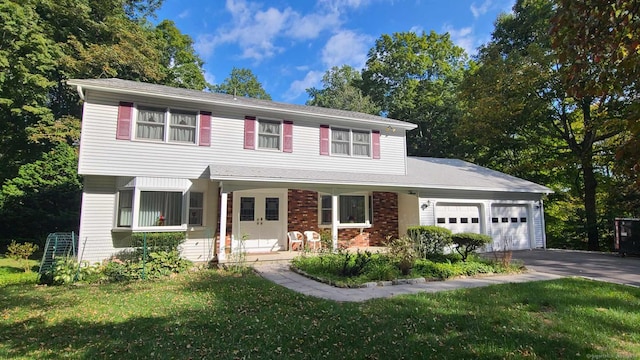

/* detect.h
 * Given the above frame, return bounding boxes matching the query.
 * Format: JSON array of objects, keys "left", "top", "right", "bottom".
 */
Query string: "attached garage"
[
  {"left": 434, "top": 203, "right": 482, "bottom": 234},
  {"left": 491, "top": 205, "right": 530, "bottom": 250}
]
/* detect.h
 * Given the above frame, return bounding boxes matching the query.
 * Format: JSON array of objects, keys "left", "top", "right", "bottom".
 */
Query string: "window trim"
[
  {"left": 329, "top": 127, "right": 372, "bottom": 158},
  {"left": 133, "top": 104, "right": 201, "bottom": 145},
  {"left": 318, "top": 192, "right": 373, "bottom": 228}
]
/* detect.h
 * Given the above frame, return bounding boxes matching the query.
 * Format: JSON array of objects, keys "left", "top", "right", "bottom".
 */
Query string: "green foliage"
[
  {"left": 146, "top": 250, "right": 192, "bottom": 278},
  {"left": 5, "top": 241, "right": 38, "bottom": 272},
  {"left": 385, "top": 236, "right": 416, "bottom": 275},
  {"left": 0, "top": 143, "right": 82, "bottom": 248},
  {"left": 212, "top": 67, "right": 271, "bottom": 100},
  {"left": 451, "top": 233, "right": 492, "bottom": 261},
  {"left": 306, "top": 65, "right": 380, "bottom": 115},
  {"left": 361, "top": 30, "right": 470, "bottom": 158},
  {"left": 46, "top": 257, "right": 99, "bottom": 285},
  {"left": 131, "top": 231, "right": 186, "bottom": 253},
  {"left": 407, "top": 225, "right": 453, "bottom": 258}
]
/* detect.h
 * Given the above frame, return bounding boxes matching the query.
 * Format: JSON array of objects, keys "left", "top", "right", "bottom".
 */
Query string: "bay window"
[{"left": 116, "top": 189, "right": 204, "bottom": 229}]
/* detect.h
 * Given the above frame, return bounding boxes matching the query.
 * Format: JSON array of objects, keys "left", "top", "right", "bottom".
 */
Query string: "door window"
[
  {"left": 265, "top": 197, "right": 279, "bottom": 221},
  {"left": 240, "top": 197, "right": 255, "bottom": 221}
]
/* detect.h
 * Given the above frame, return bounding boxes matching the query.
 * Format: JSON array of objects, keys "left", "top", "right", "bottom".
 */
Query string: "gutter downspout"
[{"left": 75, "top": 85, "right": 85, "bottom": 101}]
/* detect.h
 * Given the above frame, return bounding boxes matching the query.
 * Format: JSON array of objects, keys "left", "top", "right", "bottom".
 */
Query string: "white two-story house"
[{"left": 68, "top": 78, "right": 551, "bottom": 263}]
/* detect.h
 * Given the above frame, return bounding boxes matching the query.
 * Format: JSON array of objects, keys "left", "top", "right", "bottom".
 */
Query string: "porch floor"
[{"left": 223, "top": 246, "right": 388, "bottom": 266}]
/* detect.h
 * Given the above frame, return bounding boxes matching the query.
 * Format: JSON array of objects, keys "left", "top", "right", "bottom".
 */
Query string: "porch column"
[
  {"left": 332, "top": 194, "right": 339, "bottom": 250},
  {"left": 217, "top": 191, "right": 228, "bottom": 261}
]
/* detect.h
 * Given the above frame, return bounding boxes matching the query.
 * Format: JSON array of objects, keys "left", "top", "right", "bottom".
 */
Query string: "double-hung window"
[
  {"left": 258, "top": 120, "right": 281, "bottom": 150},
  {"left": 136, "top": 106, "right": 198, "bottom": 144},
  {"left": 330, "top": 128, "right": 371, "bottom": 157},
  {"left": 319, "top": 193, "right": 372, "bottom": 226}
]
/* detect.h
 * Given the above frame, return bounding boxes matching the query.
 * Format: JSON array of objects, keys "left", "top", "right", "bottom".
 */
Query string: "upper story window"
[
  {"left": 258, "top": 120, "right": 281, "bottom": 150},
  {"left": 136, "top": 107, "right": 197, "bottom": 144},
  {"left": 331, "top": 128, "right": 370, "bottom": 157},
  {"left": 320, "top": 125, "right": 379, "bottom": 159},
  {"left": 244, "top": 116, "right": 293, "bottom": 153},
  {"left": 116, "top": 102, "right": 211, "bottom": 146}
]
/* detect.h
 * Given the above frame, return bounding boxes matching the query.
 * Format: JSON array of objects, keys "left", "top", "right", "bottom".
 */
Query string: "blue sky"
[{"left": 155, "top": 0, "right": 515, "bottom": 104}]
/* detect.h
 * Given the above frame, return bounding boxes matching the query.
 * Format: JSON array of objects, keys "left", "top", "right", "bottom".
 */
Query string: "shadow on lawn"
[{"left": 1, "top": 272, "right": 638, "bottom": 359}]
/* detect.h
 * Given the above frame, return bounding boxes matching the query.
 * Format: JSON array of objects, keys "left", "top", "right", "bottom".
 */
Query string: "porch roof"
[{"left": 208, "top": 157, "right": 552, "bottom": 194}]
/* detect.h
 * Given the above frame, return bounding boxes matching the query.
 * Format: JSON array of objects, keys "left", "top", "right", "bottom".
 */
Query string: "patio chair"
[
  {"left": 304, "top": 231, "right": 322, "bottom": 251},
  {"left": 287, "top": 231, "right": 304, "bottom": 251}
]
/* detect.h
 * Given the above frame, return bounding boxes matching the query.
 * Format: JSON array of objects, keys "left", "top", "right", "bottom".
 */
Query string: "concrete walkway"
[{"left": 254, "top": 264, "right": 563, "bottom": 302}]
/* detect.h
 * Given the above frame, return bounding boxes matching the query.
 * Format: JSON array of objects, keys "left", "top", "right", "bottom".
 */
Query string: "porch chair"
[
  {"left": 304, "top": 231, "right": 322, "bottom": 251},
  {"left": 287, "top": 231, "right": 304, "bottom": 251}
]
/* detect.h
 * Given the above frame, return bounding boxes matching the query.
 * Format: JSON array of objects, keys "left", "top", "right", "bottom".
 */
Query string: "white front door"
[{"left": 234, "top": 189, "right": 286, "bottom": 253}]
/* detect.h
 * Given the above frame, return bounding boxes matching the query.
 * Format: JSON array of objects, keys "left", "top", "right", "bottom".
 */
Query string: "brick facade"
[{"left": 287, "top": 189, "right": 398, "bottom": 247}]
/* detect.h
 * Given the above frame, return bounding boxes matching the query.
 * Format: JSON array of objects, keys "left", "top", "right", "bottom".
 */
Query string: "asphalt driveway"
[{"left": 511, "top": 249, "right": 640, "bottom": 287}]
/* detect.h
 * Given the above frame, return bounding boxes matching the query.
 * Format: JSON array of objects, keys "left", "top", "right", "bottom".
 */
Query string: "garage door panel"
[
  {"left": 492, "top": 205, "right": 529, "bottom": 250},
  {"left": 435, "top": 204, "right": 481, "bottom": 234}
]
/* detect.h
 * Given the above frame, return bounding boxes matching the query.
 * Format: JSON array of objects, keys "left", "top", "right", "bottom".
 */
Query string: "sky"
[{"left": 155, "top": 0, "right": 516, "bottom": 104}]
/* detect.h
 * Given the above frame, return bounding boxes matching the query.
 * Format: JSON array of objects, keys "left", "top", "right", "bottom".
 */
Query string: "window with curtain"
[
  {"left": 188, "top": 192, "right": 203, "bottom": 226},
  {"left": 319, "top": 194, "right": 370, "bottom": 225},
  {"left": 138, "top": 191, "right": 183, "bottom": 227},
  {"left": 136, "top": 107, "right": 166, "bottom": 140},
  {"left": 258, "top": 120, "right": 281, "bottom": 149},
  {"left": 331, "top": 128, "right": 350, "bottom": 155},
  {"left": 118, "top": 190, "right": 133, "bottom": 227},
  {"left": 170, "top": 111, "right": 197, "bottom": 143},
  {"left": 352, "top": 130, "right": 371, "bottom": 157}
]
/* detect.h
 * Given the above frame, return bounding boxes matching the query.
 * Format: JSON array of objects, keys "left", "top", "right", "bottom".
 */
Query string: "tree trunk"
[{"left": 582, "top": 157, "right": 599, "bottom": 251}]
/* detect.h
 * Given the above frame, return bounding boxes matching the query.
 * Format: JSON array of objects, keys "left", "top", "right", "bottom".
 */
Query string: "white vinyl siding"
[{"left": 78, "top": 90, "right": 408, "bottom": 178}]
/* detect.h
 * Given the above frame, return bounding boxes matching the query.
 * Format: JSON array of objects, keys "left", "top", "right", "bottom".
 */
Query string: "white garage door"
[
  {"left": 491, "top": 205, "right": 530, "bottom": 250},
  {"left": 435, "top": 204, "right": 481, "bottom": 234}
]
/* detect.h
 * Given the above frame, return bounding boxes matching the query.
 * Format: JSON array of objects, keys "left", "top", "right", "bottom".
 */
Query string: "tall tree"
[
  {"left": 306, "top": 65, "right": 380, "bottom": 115},
  {"left": 459, "top": 0, "right": 627, "bottom": 250},
  {"left": 213, "top": 67, "right": 272, "bottom": 100},
  {"left": 361, "top": 31, "right": 470, "bottom": 158},
  {"left": 550, "top": 0, "right": 640, "bottom": 183},
  {"left": 0, "top": 0, "right": 209, "bottom": 247}
]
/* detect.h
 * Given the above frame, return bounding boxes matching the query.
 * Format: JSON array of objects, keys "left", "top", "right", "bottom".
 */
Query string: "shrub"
[
  {"left": 452, "top": 233, "right": 492, "bottom": 261},
  {"left": 5, "top": 241, "right": 39, "bottom": 272},
  {"left": 364, "top": 258, "right": 399, "bottom": 281},
  {"left": 407, "top": 226, "right": 452, "bottom": 258},
  {"left": 339, "top": 250, "right": 373, "bottom": 277},
  {"left": 146, "top": 250, "right": 192, "bottom": 278},
  {"left": 385, "top": 236, "right": 416, "bottom": 275},
  {"left": 44, "top": 257, "right": 101, "bottom": 285},
  {"left": 131, "top": 232, "right": 186, "bottom": 253}
]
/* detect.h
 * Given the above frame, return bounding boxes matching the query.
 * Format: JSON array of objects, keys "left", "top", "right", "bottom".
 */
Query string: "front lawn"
[
  {"left": 0, "top": 257, "right": 39, "bottom": 287},
  {"left": 1, "top": 270, "right": 639, "bottom": 359}
]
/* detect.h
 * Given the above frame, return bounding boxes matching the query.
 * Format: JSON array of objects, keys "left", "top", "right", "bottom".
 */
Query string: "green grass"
[
  {"left": 0, "top": 257, "right": 39, "bottom": 287},
  {"left": 1, "top": 270, "right": 639, "bottom": 359}
]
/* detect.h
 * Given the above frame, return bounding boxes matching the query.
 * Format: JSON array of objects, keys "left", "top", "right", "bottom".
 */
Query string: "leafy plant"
[
  {"left": 452, "top": 233, "right": 492, "bottom": 261},
  {"left": 385, "top": 236, "right": 417, "bottom": 275},
  {"left": 131, "top": 232, "right": 186, "bottom": 253},
  {"left": 46, "top": 257, "right": 100, "bottom": 285},
  {"left": 5, "top": 241, "right": 39, "bottom": 272},
  {"left": 407, "top": 226, "right": 453, "bottom": 258}
]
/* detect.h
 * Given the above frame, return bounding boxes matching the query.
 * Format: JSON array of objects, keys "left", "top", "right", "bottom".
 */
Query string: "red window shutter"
[
  {"left": 283, "top": 120, "right": 293, "bottom": 153},
  {"left": 116, "top": 102, "right": 133, "bottom": 140},
  {"left": 199, "top": 111, "right": 211, "bottom": 146},
  {"left": 244, "top": 116, "right": 256, "bottom": 149},
  {"left": 372, "top": 130, "right": 381, "bottom": 159},
  {"left": 319, "top": 125, "right": 330, "bottom": 155}
]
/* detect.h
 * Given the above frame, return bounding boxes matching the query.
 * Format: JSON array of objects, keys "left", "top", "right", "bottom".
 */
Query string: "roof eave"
[{"left": 67, "top": 80, "right": 418, "bottom": 131}]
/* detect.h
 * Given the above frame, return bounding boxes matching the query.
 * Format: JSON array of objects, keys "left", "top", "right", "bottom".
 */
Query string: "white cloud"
[
  {"left": 287, "top": 12, "right": 342, "bottom": 40},
  {"left": 470, "top": 0, "right": 492, "bottom": 18},
  {"left": 204, "top": 71, "right": 216, "bottom": 87},
  {"left": 443, "top": 25, "right": 476, "bottom": 55},
  {"left": 285, "top": 70, "right": 324, "bottom": 101},
  {"left": 318, "top": 0, "right": 370, "bottom": 12},
  {"left": 409, "top": 25, "right": 423, "bottom": 34},
  {"left": 321, "top": 30, "right": 372, "bottom": 69},
  {"left": 195, "top": 0, "right": 293, "bottom": 61},
  {"left": 178, "top": 9, "right": 190, "bottom": 19}
]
